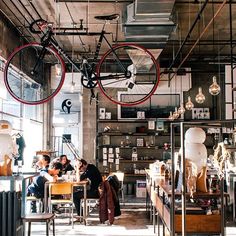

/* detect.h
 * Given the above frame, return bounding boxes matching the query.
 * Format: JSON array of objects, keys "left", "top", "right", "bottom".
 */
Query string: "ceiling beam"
[{"left": 56, "top": 0, "right": 132, "bottom": 2}]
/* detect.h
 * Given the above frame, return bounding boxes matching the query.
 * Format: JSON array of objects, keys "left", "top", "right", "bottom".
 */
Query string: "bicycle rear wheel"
[
  {"left": 4, "top": 43, "right": 65, "bottom": 105},
  {"left": 97, "top": 43, "right": 160, "bottom": 106}
]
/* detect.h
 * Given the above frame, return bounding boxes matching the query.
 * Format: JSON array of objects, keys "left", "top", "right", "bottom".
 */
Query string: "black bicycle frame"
[{"left": 48, "top": 30, "right": 127, "bottom": 83}]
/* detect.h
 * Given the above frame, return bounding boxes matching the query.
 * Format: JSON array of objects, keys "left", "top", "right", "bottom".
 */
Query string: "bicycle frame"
[
  {"left": 4, "top": 17, "right": 160, "bottom": 106},
  {"left": 43, "top": 23, "right": 127, "bottom": 85}
]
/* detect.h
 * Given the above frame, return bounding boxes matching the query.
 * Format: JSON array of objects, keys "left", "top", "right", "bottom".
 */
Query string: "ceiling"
[{"left": 1, "top": 0, "right": 236, "bottom": 73}]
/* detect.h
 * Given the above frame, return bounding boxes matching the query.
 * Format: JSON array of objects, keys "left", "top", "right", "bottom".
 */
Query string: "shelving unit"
[{"left": 96, "top": 103, "right": 175, "bottom": 187}]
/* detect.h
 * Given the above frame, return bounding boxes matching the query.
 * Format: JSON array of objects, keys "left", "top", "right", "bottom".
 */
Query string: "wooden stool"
[{"left": 22, "top": 213, "right": 55, "bottom": 236}]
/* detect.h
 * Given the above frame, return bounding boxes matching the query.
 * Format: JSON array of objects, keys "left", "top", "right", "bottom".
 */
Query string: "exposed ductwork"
[{"left": 123, "top": 0, "right": 176, "bottom": 51}]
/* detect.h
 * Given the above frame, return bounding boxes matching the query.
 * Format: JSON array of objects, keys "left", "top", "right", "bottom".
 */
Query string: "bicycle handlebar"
[{"left": 29, "top": 19, "right": 48, "bottom": 34}]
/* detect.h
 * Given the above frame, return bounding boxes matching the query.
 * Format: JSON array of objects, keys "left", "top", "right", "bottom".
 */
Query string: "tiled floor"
[{"left": 27, "top": 197, "right": 236, "bottom": 236}]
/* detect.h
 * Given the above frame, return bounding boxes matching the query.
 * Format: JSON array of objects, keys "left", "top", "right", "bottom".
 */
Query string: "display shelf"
[
  {"left": 97, "top": 119, "right": 148, "bottom": 123},
  {"left": 97, "top": 145, "right": 162, "bottom": 149},
  {"left": 120, "top": 160, "right": 155, "bottom": 163},
  {"left": 98, "top": 132, "right": 171, "bottom": 136}
]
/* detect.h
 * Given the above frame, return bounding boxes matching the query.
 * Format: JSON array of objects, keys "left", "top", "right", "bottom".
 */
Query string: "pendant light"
[
  {"left": 185, "top": 96, "right": 194, "bottom": 110},
  {"left": 209, "top": 76, "right": 221, "bottom": 95},
  {"left": 173, "top": 107, "right": 179, "bottom": 119},
  {"left": 178, "top": 76, "right": 185, "bottom": 115},
  {"left": 178, "top": 103, "right": 186, "bottom": 115},
  {"left": 168, "top": 111, "right": 174, "bottom": 121},
  {"left": 195, "top": 87, "right": 205, "bottom": 104}
]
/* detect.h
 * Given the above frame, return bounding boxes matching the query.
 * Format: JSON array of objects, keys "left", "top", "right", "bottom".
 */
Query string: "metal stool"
[{"left": 22, "top": 213, "right": 55, "bottom": 236}]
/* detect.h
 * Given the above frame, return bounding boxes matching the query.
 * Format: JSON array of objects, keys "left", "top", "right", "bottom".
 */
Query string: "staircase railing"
[{"left": 52, "top": 136, "right": 80, "bottom": 160}]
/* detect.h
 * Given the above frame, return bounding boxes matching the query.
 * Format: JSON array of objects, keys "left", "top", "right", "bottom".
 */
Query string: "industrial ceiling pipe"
[
  {"left": 1, "top": 1, "right": 37, "bottom": 42},
  {"left": 168, "top": 0, "right": 209, "bottom": 73},
  {"left": 169, "top": 0, "right": 227, "bottom": 81}
]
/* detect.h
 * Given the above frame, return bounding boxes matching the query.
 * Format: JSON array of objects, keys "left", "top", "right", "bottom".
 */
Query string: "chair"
[
  {"left": 111, "top": 172, "right": 125, "bottom": 204},
  {"left": 26, "top": 196, "right": 43, "bottom": 213},
  {"left": 48, "top": 182, "right": 74, "bottom": 228},
  {"left": 22, "top": 213, "right": 55, "bottom": 236},
  {"left": 80, "top": 198, "right": 99, "bottom": 219}
]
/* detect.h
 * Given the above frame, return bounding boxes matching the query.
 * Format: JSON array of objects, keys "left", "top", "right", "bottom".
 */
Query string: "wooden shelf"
[
  {"left": 98, "top": 132, "right": 171, "bottom": 136},
  {"left": 120, "top": 160, "right": 155, "bottom": 163},
  {"left": 98, "top": 119, "right": 148, "bottom": 123},
  {"left": 97, "top": 145, "right": 162, "bottom": 149},
  {"left": 125, "top": 173, "right": 146, "bottom": 177}
]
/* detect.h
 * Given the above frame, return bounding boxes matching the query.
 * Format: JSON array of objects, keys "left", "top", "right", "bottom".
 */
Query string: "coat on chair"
[{"left": 99, "top": 180, "right": 115, "bottom": 224}]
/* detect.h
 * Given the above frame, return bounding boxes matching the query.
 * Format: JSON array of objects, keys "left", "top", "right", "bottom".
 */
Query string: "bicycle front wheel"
[
  {"left": 4, "top": 43, "right": 65, "bottom": 105},
  {"left": 97, "top": 43, "right": 160, "bottom": 106}
]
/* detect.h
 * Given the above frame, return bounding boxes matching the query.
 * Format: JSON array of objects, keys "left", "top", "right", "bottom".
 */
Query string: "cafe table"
[{"left": 44, "top": 179, "right": 89, "bottom": 225}]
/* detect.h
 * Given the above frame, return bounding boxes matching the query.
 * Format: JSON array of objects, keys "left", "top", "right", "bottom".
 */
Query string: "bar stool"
[{"left": 22, "top": 213, "right": 55, "bottom": 236}]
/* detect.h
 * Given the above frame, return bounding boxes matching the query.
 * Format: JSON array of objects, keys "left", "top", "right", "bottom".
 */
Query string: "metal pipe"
[
  {"left": 229, "top": 0, "right": 234, "bottom": 119},
  {"left": 168, "top": 0, "right": 209, "bottom": 73},
  {"left": 17, "top": 0, "right": 35, "bottom": 21},
  {"left": 170, "top": 123, "right": 176, "bottom": 236},
  {"left": 9, "top": 0, "right": 31, "bottom": 26},
  {"left": 1, "top": 1, "right": 36, "bottom": 42},
  {"left": 180, "top": 122, "right": 186, "bottom": 236},
  {"left": 169, "top": 0, "right": 227, "bottom": 81},
  {"left": 27, "top": 0, "right": 41, "bottom": 19},
  {"left": 56, "top": 0, "right": 132, "bottom": 2}
]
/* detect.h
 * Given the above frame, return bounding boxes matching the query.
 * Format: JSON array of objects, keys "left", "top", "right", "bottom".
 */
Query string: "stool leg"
[
  {"left": 28, "top": 222, "right": 31, "bottom": 236},
  {"left": 46, "top": 220, "right": 49, "bottom": 236},
  {"left": 52, "top": 219, "right": 55, "bottom": 236}
]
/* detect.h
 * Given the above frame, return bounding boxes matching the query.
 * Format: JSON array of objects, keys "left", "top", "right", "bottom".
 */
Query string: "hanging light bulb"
[
  {"left": 178, "top": 103, "right": 185, "bottom": 115},
  {"left": 185, "top": 96, "right": 194, "bottom": 110},
  {"left": 168, "top": 111, "right": 174, "bottom": 121},
  {"left": 55, "top": 64, "right": 61, "bottom": 76},
  {"left": 209, "top": 76, "right": 221, "bottom": 95},
  {"left": 172, "top": 107, "right": 179, "bottom": 119},
  {"left": 195, "top": 87, "right": 205, "bottom": 104},
  {"left": 70, "top": 81, "right": 75, "bottom": 93}
]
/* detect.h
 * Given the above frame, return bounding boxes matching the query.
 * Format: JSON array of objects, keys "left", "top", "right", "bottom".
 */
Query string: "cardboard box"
[{"left": 136, "top": 180, "right": 146, "bottom": 198}]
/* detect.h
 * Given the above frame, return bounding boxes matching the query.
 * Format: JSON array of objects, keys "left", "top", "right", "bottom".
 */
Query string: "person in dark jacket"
[{"left": 73, "top": 159, "right": 102, "bottom": 216}]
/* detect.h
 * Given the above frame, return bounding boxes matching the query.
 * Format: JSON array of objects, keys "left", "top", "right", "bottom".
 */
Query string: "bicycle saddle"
[{"left": 94, "top": 14, "right": 119, "bottom": 21}]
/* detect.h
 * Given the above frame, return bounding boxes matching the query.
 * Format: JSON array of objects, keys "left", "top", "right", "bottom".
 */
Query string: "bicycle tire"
[
  {"left": 96, "top": 43, "right": 160, "bottom": 106},
  {"left": 4, "top": 42, "right": 65, "bottom": 105}
]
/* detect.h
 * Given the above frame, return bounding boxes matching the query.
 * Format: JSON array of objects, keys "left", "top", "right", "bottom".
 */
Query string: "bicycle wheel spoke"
[
  {"left": 4, "top": 43, "right": 65, "bottom": 105},
  {"left": 97, "top": 44, "right": 159, "bottom": 106}
]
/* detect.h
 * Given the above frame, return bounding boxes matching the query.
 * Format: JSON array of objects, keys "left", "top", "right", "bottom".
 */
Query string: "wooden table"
[{"left": 44, "top": 180, "right": 88, "bottom": 224}]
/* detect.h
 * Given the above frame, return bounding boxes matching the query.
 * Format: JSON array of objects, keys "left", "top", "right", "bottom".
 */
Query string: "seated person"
[
  {"left": 27, "top": 162, "right": 63, "bottom": 213},
  {"left": 36, "top": 154, "right": 51, "bottom": 170},
  {"left": 59, "top": 154, "right": 74, "bottom": 175},
  {"left": 73, "top": 159, "right": 102, "bottom": 216},
  {"left": 50, "top": 154, "right": 74, "bottom": 175}
]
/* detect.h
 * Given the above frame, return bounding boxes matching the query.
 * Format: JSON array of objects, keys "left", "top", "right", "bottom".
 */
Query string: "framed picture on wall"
[{"left": 118, "top": 93, "right": 180, "bottom": 119}]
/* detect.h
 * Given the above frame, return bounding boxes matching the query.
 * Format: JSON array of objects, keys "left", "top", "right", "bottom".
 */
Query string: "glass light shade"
[
  {"left": 185, "top": 127, "right": 206, "bottom": 144},
  {"left": 178, "top": 103, "right": 186, "bottom": 115},
  {"left": 168, "top": 111, "right": 174, "bottom": 121},
  {"left": 172, "top": 107, "right": 179, "bottom": 119},
  {"left": 185, "top": 96, "right": 194, "bottom": 110},
  {"left": 209, "top": 76, "right": 221, "bottom": 95},
  {"left": 195, "top": 87, "right": 205, "bottom": 104},
  {"left": 70, "top": 81, "right": 75, "bottom": 93}
]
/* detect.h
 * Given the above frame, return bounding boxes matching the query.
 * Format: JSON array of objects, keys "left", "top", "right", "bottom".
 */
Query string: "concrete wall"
[{"left": 0, "top": 12, "right": 25, "bottom": 60}]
